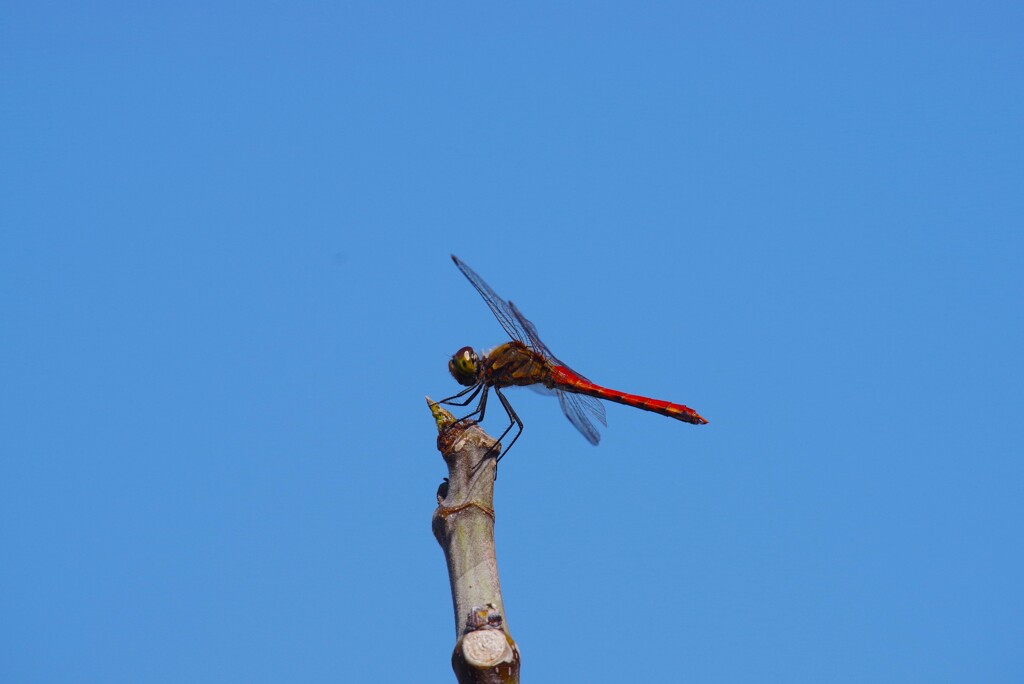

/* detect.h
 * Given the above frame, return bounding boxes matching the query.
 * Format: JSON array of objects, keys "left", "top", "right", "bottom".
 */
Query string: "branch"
[{"left": 427, "top": 398, "right": 521, "bottom": 684}]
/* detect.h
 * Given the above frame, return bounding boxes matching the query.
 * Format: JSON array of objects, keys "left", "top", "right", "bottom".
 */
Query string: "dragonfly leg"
[
  {"left": 439, "top": 385, "right": 511, "bottom": 478},
  {"left": 467, "top": 386, "right": 514, "bottom": 480},
  {"left": 439, "top": 385, "right": 489, "bottom": 439},
  {"left": 436, "top": 383, "right": 483, "bottom": 408},
  {"left": 477, "top": 385, "right": 489, "bottom": 421},
  {"left": 491, "top": 387, "right": 523, "bottom": 464}
]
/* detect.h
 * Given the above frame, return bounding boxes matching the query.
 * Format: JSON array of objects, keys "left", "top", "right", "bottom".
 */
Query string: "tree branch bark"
[{"left": 428, "top": 399, "right": 520, "bottom": 684}]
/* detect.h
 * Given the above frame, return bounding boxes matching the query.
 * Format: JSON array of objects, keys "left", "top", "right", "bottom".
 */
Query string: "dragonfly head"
[{"left": 448, "top": 346, "right": 479, "bottom": 386}]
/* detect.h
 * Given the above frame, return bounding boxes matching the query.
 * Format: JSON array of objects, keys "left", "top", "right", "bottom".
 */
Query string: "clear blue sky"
[{"left": 2, "top": 2, "right": 1021, "bottom": 682}]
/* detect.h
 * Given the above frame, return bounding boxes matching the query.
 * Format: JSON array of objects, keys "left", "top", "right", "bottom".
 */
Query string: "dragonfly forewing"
[{"left": 451, "top": 256, "right": 532, "bottom": 347}]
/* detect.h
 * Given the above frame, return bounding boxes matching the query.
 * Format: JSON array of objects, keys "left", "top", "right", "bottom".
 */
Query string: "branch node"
[{"left": 436, "top": 501, "right": 496, "bottom": 521}]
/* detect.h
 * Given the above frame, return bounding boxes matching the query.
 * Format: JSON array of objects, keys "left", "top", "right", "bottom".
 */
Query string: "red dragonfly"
[{"left": 439, "top": 255, "right": 707, "bottom": 459}]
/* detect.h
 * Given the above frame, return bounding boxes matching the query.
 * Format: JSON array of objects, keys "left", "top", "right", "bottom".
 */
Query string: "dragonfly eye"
[{"left": 449, "top": 346, "right": 479, "bottom": 386}]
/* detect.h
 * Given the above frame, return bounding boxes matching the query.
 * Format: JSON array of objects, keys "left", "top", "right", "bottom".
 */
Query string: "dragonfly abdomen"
[{"left": 551, "top": 367, "right": 708, "bottom": 425}]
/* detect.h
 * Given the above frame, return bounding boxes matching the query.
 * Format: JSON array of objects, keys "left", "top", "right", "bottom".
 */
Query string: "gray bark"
[{"left": 428, "top": 399, "right": 520, "bottom": 684}]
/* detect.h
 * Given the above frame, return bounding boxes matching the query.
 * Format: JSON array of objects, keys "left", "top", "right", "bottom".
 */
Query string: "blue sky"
[{"left": 2, "top": 2, "right": 1021, "bottom": 682}]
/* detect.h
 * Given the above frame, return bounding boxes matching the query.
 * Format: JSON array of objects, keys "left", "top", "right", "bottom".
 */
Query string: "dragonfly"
[{"left": 437, "top": 255, "right": 707, "bottom": 460}]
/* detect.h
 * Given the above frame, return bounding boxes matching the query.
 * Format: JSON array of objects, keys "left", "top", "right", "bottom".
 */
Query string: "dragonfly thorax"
[{"left": 448, "top": 346, "right": 479, "bottom": 386}]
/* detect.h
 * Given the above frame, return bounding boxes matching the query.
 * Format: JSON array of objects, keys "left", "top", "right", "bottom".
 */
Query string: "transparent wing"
[
  {"left": 510, "top": 299, "right": 599, "bottom": 381},
  {"left": 507, "top": 300, "right": 556, "bottom": 358},
  {"left": 557, "top": 390, "right": 607, "bottom": 445},
  {"left": 532, "top": 383, "right": 607, "bottom": 444},
  {"left": 452, "top": 256, "right": 608, "bottom": 444},
  {"left": 451, "top": 255, "right": 530, "bottom": 345},
  {"left": 509, "top": 299, "right": 608, "bottom": 443}
]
